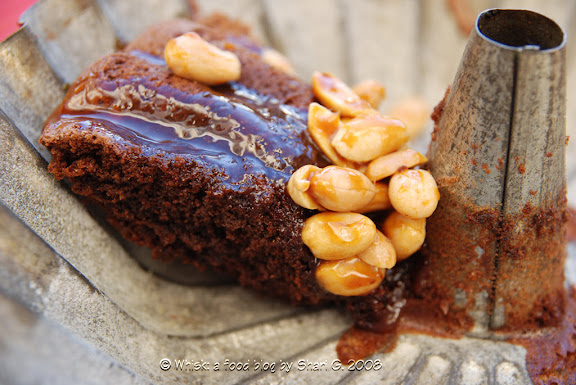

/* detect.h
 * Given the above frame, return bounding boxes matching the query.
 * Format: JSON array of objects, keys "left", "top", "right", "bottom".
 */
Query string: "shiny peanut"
[
  {"left": 387, "top": 96, "right": 430, "bottom": 139},
  {"left": 331, "top": 112, "right": 409, "bottom": 162},
  {"left": 302, "top": 212, "right": 376, "bottom": 260},
  {"left": 381, "top": 211, "right": 426, "bottom": 260},
  {"left": 357, "top": 230, "right": 397, "bottom": 269},
  {"left": 307, "top": 103, "right": 360, "bottom": 169},
  {"left": 164, "top": 32, "right": 241, "bottom": 85},
  {"left": 287, "top": 165, "right": 323, "bottom": 210},
  {"left": 309, "top": 166, "right": 375, "bottom": 212},
  {"left": 262, "top": 48, "right": 296, "bottom": 75},
  {"left": 353, "top": 80, "right": 386, "bottom": 109},
  {"left": 365, "top": 149, "right": 428, "bottom": 181},
  {"left": 359, "top": 182, "right": 391, "bottom": 213},
  {"left": 389, "top": 169, "right": 440, "bottom": 219},
  {"left": 315, "top": 257, "right": 384, "bottom": 296},
  {"left": 312, "top": 72, "right": 372, "bottom": 117}
]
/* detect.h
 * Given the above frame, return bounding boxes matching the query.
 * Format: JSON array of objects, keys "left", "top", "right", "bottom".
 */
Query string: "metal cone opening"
[{"left": 477, "top": 9, "right": 565, "bottom": 51}]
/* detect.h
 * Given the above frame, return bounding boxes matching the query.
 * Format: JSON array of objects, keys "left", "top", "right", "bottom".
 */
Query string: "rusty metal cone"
[{"left": 419, "top": 9, "right": 568, "bottom": 334}]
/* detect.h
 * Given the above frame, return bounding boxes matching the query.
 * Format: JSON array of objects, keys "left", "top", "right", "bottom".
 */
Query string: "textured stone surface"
[
  {"left": 0, "top": 291, "right": 149, "bottom": 385},
  {"left": 262, "top": 0, "right": 345, "bottom": 80},
  {"left": 97, "top": 0, "right": 189, "bottom": 44},
  {"left": 20, "top": 0, "right": 117, "bottom": 84},
  {"left": 0, "top": 28, "right": 63, "bottom": 158}
]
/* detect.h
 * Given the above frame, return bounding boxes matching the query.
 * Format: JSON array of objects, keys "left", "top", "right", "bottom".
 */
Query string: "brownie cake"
[
  {"left": 40, "top": 16, "right": 414, "bottom": 326},
  {"left": 37, "top": 7, "right": 576, "bottom": 384}
]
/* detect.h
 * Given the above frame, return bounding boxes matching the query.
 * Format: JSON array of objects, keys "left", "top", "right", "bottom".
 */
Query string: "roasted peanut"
[
  {"left": 387, "top": 96, "right": 430, "bottom": 139},
  {"left": 353, "top": 80, "right": 386, "bottom": 109},
  {"left": 359, "top": 182, "right": 391, "bottom": 213},
  {"left": 309, "top": 166, "right": 375, "bottom": 212},
  {"left": 307, "top": 103, "right": 360, "bottom": 169},
  {"left": 312, "top": 72, "right": 372, "bottom": 117},
  {"left": 365, "top": 149, "right": 428, "bottom": 181},
  {"left": 331, "top": 112, "right": 409, "bottom": 162},
  {"left": 388, "top": 169, "right": 440, "bottom": 219},
  {"left": 287, "top": 165, "right": 323, "bottom": 210},
  {"left": 381, "top": 211, "right": 426, "bottom": 260},
  {"left": 315, "top": 257, "right": 384, "bottom": 296},
  {"left": 164, "top": 32, "right": 241, "bottom": 85},
  {"left": 357, "top": 230, "right": 397, "bottom": 269},
  {"left": 302, "top": 212, "right": 376, "bottom": 260},
  {"left": 262, "top": 48, "right": 296, "bottom": 75}
]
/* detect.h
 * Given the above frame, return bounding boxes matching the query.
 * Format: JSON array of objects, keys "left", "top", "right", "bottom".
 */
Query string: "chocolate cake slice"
[{"left": 40, "top": 17, "right": 410, "bottom": 326}]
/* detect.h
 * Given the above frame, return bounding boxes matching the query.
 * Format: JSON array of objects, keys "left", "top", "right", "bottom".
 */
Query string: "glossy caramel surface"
[{"left": 47, "top": 51, "right": 326, "bottom": 187}]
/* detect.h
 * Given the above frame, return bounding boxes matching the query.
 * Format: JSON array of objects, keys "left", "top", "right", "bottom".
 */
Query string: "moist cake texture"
[{"left": 40, "top": 17, "right": 409, "bottom": 325}]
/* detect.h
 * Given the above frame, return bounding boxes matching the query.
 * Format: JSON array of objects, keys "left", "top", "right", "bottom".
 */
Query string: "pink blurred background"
[{"left": 0, "top": 0, "right": 37, "bottom": 41}]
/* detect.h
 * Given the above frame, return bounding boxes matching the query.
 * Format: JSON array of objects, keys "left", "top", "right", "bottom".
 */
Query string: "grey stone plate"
[{"left": 0, "top": 0, "right": 574, "bottom": 384}]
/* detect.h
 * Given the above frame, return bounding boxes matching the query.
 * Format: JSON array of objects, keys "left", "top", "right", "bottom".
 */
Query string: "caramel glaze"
[
  {"left": 337, "top": 253, "right": 468, "bottom": 363},
  {"left": 46, "top": 51, "right": 326, "bottom": 189}
]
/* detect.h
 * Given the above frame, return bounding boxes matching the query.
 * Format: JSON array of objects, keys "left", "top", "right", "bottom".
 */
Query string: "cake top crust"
[{"left": 44, "top": 19, "right": 329, "bottom": 188}]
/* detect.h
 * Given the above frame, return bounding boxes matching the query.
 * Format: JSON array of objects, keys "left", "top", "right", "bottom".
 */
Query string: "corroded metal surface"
[{"left": 424, "top": 9, "right": 568, "bottom": 332}]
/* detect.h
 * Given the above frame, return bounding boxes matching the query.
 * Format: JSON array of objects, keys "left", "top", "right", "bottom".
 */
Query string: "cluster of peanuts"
[
  {"left": 162, "top": 33, "right": 437, "bottom": 297},
  {"left": 288, "top": 72, "right": 439, "bottom": 297}
]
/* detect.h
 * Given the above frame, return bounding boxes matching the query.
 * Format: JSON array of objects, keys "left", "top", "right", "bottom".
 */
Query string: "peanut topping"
[
  {"left": 365, "top": 149, "right": 428, "bottom": 181},
  {"left": 309, "top": 166, "right": 376, "bottom": 212},
  {"left": 357, "top": 230, "right": 397, "bottom": 269},
  {"left": 331, "top": 112, "right": 409, "bottom": 163},
  {"left": 389, "top": 169, "right": 440, "bottom": 219},
  {"left": 353, "top": 80, "right": 387, "bottom": 109},
  {"left": 387, "top": 96, "right": 430, "bottom": 139},
  {"left": 164, "top": 32, "right": 241, "bottom": 85},
  {"left": 381, "top": 211, "right": 426, "bottom": 261},
  {"left": 302, "top": 212, "right": 376, "bottom": 260},
  {"left": 359, "top": 182, "right": 391, "bottom": 213},
  {"left": 261, "top": 48, "right": 296, "bottom": 75},
  {"left": 315, "top": 257, "right": 384, "bottom": 296},
  {"left": 312, "top": 72, "right": 372, "bottom": 117},
  {"left": 307, "top": 103, "right": 360, "bottom": 169},
  {"left": 289, "top": 72, "right": 440, "bottom": 296},
  {"left": 286, "top": 165, "right": 323, "bottom": 210}
]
